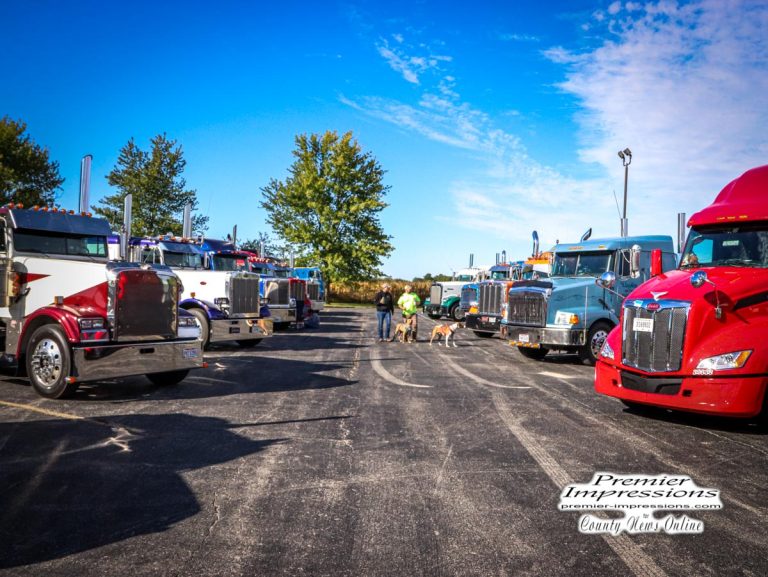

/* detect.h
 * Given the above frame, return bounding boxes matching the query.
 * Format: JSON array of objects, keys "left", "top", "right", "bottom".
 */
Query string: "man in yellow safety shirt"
[{"left": 396, "top": 285, "right": 421, "bottom": 342}]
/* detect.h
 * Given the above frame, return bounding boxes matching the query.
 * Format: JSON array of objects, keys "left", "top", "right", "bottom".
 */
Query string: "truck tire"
[
  {"left": 147, "top": 370, "right": 190, "bottom": 386},
  {"left": 579, "top": 321, "right": 612, "bottom": 366},
  {"left": 26, "top": 324, "right": 78, "bottom": 399},
  {"left": 449, "top": 302, "right": 465, "bottom": 321},
  {"left": 517, "top": 346, "right": 548, "bottom": 360},
  {"left": 237, "top": 339, "right": 262, "bottom": 348},
  {"left": 189, "top": 308, "right": 210, "bottom": 349}
]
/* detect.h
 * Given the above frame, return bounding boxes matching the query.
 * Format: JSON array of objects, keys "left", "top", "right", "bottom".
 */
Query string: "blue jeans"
[{"left": 377, "top": 310, "right": 391, "bottom": 339}]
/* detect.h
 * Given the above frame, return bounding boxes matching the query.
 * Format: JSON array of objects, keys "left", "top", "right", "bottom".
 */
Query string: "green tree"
[
  {"left": 95, "top": 134, "right": 208, "bottom": 236},
  {"left": 240, "top": 231, "right": 289, "bottom": 259},
  {"left": 0, "top": 116, "right": 64, "bottom": 206},
  {"left": 260, "top": 131, "right": 393, "bottom": 293}
]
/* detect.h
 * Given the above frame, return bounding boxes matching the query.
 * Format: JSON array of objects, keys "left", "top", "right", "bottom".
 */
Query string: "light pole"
[{"left": 618, "top": 148, "right": 632, "bottom": 237}]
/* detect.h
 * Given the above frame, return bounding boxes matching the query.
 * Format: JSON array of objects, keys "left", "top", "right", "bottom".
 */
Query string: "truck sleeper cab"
[
  {"left": 595, "top": 165, "right": 768, "bottom": 419},
  {"left": 130, "top": 237, "right": 269, "bottom": 349},
  {"left": 503, "top": 236, "right": 676, "bottom": 365},
  {"left": 0, "top": 207, "right": 204, "bottom": 398}
]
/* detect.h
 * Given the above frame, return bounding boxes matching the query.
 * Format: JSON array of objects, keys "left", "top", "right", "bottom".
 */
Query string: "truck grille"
[
  {"left": 430, "top": 284, "right": 442, "bottom": 304},
  {"left": 264, "top": 278, "right": 291, "bottom": 306},
  {"left": 291, "top": 280, "right": 305, "bottom": 302},
  {"left": 460, "top": 286, "right": 477, "bottom": 311},
  {"left": 228, "top": 274, "right": 261, "bottom": 316},
  {"left": 306, "top": 283, "right": 321, "bottom": 301},
  {"left": 478, "top": 283, "right": 503, "bottom": 316},
  {"left": 622, "top": 302, "right": 689, "bottom": 372},
  {"left": 506, "top": 290, "right": 547, "bottom": 327},
  {"left": 114, "top": 269, "right": 177, "bottom": 341}
]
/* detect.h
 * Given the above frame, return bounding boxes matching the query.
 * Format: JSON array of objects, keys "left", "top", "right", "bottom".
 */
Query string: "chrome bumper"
[
  {"left": 210, "top": 318, "right": 272, "bottom": 342},
  {"left": 268, "top": 307, "right": 297, "bottom": 324},
  {"left": 72, "top": 339, "right": 204, "bottom": 382},
  {"left": 505, "top": 325, "right": 586, "bottom": 348}
]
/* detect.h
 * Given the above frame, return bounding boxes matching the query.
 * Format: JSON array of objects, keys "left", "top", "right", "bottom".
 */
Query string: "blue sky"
[{"left": 2, "top": 0, "right": 767, "bottom": 279}]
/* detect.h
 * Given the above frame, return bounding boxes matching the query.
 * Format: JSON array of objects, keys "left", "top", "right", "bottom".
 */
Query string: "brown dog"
[
  {"left": 429, "top": 322, "right": 463, "bottom": 347},
  {"left": 393, "top": 316, "right": 416, "bottom": 343}
]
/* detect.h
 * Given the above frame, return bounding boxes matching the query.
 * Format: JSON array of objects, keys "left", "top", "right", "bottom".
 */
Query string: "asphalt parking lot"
[{"left": 0, "top": 308, "right": 766, "bottom": 577}]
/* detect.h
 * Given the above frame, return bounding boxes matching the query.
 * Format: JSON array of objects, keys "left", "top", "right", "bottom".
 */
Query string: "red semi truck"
[{"left": 595, "top": 165, "right": 768, "bottom": 419}]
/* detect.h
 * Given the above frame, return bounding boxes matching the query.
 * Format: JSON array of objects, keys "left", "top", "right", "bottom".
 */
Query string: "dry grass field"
[{"left": 329, "top": 280, "right": 433, "bottom": 304}]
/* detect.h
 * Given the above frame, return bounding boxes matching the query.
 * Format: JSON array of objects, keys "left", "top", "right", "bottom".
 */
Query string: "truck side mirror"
[
  {"left": 690, "top": 270, "right": 708, "bottom": 288},
  {"left": 630, "top": 245, "right": 641, "bottom": 278},
  {"left": 597, "top": 271, "right": 616, "bottom": 289},
  {"left": 650, "top": 249, "right": 663, "bottom": 277}
]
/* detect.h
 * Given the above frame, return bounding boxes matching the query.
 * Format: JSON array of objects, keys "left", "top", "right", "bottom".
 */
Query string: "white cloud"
[
  {"left": 551, "top": 0, "right": 768, "bottom": 221},
  {"left": 375, "top": 36, "right": 451, "bottom": 85}
]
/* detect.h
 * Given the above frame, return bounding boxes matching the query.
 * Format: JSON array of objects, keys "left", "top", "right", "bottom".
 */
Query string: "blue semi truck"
[{"left": 501, "top": 235, "right": 677, "bottom": 364}]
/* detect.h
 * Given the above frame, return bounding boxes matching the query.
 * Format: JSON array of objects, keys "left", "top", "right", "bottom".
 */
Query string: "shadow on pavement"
[
  {"left": 0, "top": 413, "right": 286, "bottom": 569},
  {"left": 621, "top": 404, "right": 767, "bottom": 435}
]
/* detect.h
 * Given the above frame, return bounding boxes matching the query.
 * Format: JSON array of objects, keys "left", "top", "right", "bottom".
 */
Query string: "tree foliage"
[
  {"left": 94, "top": 134, "right": 208, "bottom": 236},
  {"left": 240, "top": 231, "right": 288, "bottom": 259},
  {"left": 260, "top": 131, "right": 393, "bottom": 286},
  {"left": 0, "top": 116, "right": 64, "bottom": 206}
]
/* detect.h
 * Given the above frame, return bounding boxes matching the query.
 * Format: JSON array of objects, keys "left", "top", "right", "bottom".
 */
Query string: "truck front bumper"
[
  {"left": 210, "top": 318, "right": 272, "bottom": 343},
  {"left": 505, "top": 325, "right": 585, "bottom": 348},
  {"left": 595, "top": 361, "right": 768, "bottom": 418},
  {"left": 465, "top": 314, "right": 501, "bottom": 333},
  {"left": 269, "top": 307, "right": 298, "bottom": 324},
  {"left": 424, "top": 304, "right": 445, "bottom": 316},
  {"left": 309, "top": 300, "right": 325, "bottom": 312},
  {"left": 73, "top": 339, "right": 204, "bottom": 382}
]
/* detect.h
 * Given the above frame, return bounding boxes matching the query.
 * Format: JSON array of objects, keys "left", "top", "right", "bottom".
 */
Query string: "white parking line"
[{"left": 370, "top": 356, "right": 432, "bottom": 388}]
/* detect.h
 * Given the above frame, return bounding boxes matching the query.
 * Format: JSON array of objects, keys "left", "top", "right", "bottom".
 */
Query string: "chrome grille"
[
  {"left": 113, "top": 269, "right": 177, "bottom": 341},
  {"left": 291, "top": 280, "right": 305, "bottom": 302},
  {"left": 506, "top": 290, "right": 547, "bottom": 326},
  {"left": 460, "top": 286, "right": 477, "bottom": 311},
  {"left": 264, "top": 278, "right": 291, "bottom": 306},
  {"left": 622, "top": 302, "right": 689, "bottom": 372},
  {"left": 479, "top": 283, "right": 503, "bottom": 316},
  {"left": 430, "top": 284, "right": 442, "bottom": 304},
  {"left": 228, "top": 274, "right": 261, "bottom": 316},
  {"left": 306, "top": 283, "right": 320, "bottom": 301}
]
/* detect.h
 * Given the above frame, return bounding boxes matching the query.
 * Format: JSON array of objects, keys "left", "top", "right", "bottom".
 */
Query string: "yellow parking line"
[{"left": 0, "top": 400, "right": 84, "bottom": 421}]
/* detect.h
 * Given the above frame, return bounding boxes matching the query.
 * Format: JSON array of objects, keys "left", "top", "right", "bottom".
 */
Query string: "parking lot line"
[{"left": 0, "top": 400, "right": 84, "bottom": 421}]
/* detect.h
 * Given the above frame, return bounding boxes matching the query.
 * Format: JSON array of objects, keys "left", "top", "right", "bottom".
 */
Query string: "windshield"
[
  {"left": 552, "top": 251, "right": 612, "bottom": 277},
  {"left": 682, "top": 224, "right": 768, "bottom": 268},
  {"left": 490, "top": 270, "right": 509, "bottom": 280},
  {"left": 273, "top": 269, "right": 292, "bottom": 278},
  {"left": 455, "top": 274, "right": 473, "bottom": 282},
  {"left": 13, "top": 230, "right": 107, "bottom": 257},
  {"left": 249, "top": 264, "right": 272, "bottom": 275},
  {"left": 212, "top": 254, "right": 249, "bottom": 271},
  {"left": 163, "top": 251, "right": 202, "bottom": 268}
]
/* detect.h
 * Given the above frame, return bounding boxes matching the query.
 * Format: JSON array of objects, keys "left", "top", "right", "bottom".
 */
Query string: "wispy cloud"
[
  {"left": 499, "top": 33, "right": 540, "bottom": 43},
  {"left": 547, "top": 0, "right": 768, "bottom": 214},
  {"left": 375, "top": 36, "right": 452, "bottom": 85}
]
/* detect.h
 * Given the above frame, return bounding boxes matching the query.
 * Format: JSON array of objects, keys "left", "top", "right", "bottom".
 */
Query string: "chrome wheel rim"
[
  {"left": 590, "top": 329, "right": 609, "bottom": 359},
  {"left": 30, "top": 337, "right": 63, "bottom": 389}
]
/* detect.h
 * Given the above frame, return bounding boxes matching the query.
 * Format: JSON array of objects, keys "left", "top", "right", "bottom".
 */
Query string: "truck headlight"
[
  {"left": 696, "top": 350, "right": 751, "bottom": 371},
  {"left": 78, "top": 318, "right": 106, "bottom": 330},
  {"left": 554, "top": 311, "right": 580, "bottom": 325},
  {"left": 178, "top": 316, "right": 199, "bottom": 328},
  {"left": 600, "top": 341, "right": 615, "bottom": 361}
]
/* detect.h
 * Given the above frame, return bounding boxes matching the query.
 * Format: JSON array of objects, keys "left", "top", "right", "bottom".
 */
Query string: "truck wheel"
[
  {"left": 449, "top": 303, "right": 465, "bottom": 321},
  {"left": 26, "top": 324, "right": 78, "bottom": 399},
  {"left": 517, "top": 346, "right": 548, "bottom": 360},
  {"left": 237, "top": 339, "right": 262, "bottom": 348},
  {"left": 579, "top": 322, "right": 612, "bottom": 366},
  {"left": 189, "top": 308, "right": 210, "bottom": 349},
  {"left": 147, "top": 370, "right": 190, "bottom": 386}
]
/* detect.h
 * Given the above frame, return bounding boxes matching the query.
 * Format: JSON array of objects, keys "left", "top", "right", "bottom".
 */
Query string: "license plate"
[
  {"left": 518, "top": 333, "right": 530, "bottom": 343},
  {"left": 183, "top": 348, "right": 199, "bottom": 359},
  {"left": 633, "top": 318, "right": 654, "bottom": 332}
]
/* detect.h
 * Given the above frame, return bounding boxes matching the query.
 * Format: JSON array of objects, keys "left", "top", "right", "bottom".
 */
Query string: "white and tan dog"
[{"left": 429, "top": 322, "right": 463, "bottom": 347}]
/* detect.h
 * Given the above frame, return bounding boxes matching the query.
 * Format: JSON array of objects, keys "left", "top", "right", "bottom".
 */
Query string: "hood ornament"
[{"left": 650, "top": 291, "right": 667, "bottom": 301}]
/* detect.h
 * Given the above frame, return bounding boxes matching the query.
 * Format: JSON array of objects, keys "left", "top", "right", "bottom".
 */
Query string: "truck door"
[{"left": 0, "top": 219, "right": 15, "bottom": 308}]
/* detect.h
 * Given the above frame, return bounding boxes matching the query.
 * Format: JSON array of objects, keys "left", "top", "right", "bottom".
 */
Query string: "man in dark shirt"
[{"left": 373, "top": 283, "right": 394, "bottom": 342}]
